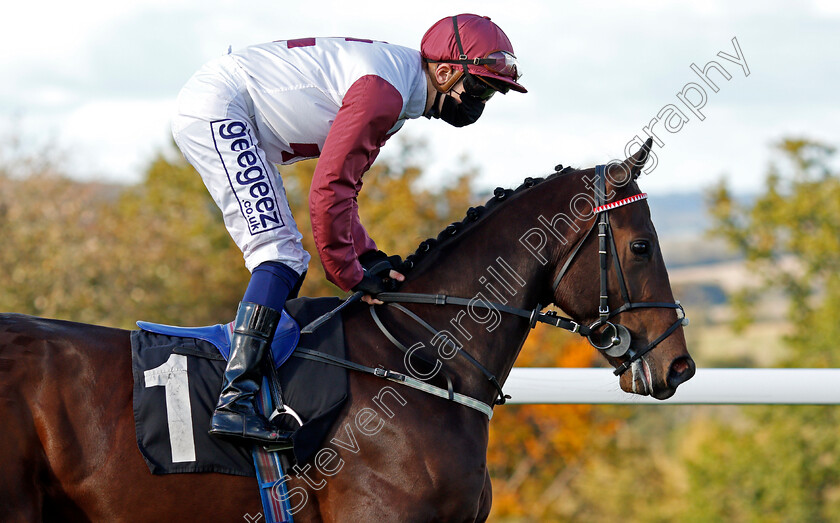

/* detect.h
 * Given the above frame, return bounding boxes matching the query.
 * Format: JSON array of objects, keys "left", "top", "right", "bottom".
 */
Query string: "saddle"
[
  {"left": 136, "top": 308, "right": 301, "bottom": 369},
  {"left": 130, "top": 296, "right": 349, "bottom": 476}
]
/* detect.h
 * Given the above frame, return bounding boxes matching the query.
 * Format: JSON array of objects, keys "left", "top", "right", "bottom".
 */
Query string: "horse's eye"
[{"left": 630, "top": 240, "right": 651, "bottom": 256}]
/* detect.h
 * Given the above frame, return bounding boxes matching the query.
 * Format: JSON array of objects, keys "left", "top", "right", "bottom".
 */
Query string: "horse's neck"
[{"left": 398, "top": 183, "right": 581, "bottom": 403}]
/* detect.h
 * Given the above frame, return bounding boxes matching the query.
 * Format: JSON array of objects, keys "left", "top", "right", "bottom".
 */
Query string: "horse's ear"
[
  {"left": 625, "top": 137, "right": 653, "bottom": 180},
  {"left": 605, "top": 138, "right": 653, "bottom": 187}
]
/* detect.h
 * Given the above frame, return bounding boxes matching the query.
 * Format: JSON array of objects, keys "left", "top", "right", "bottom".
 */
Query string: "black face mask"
[{"left": 426, "top": 90, "right": 485, "bottom": 127}]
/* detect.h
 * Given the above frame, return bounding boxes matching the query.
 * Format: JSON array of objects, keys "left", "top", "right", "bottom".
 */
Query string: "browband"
[{"left": 593, "top": 193, "right": 648, "bottom": 214}]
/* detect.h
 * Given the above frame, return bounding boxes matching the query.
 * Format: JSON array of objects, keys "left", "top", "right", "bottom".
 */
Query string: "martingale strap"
[
  {"left": 371, "top": 304, "right": 509, "bottom": 405},
  {"left": 292, "top": 347, "right": 494, "bottom": 419}
]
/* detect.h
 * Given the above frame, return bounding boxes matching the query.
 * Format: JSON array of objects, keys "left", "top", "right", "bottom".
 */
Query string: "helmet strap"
[{"left": 450, "top": 16, "right": 471, "bottom": 77}]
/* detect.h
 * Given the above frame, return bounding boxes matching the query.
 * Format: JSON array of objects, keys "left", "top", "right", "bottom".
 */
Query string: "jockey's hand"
[
  {"left": 358, "top": 270, "right": 406, "bottom": 305},
  {"left": 355, "top": 250, "right": 405, "bottom": 305}
]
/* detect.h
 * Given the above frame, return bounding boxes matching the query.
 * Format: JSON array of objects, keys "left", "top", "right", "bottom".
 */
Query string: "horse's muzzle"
[{"left": 667, "top": 355, "right": 696, "bottom": 389}]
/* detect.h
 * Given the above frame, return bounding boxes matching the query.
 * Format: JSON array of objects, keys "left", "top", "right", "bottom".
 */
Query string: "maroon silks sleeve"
[{"left": 308, "top": 75, "right": 403, "bottom": 291}]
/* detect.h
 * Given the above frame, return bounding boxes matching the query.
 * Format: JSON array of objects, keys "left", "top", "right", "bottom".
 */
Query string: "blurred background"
[{"left": 3, "top": 1, "right": 840, "bottom": 521}]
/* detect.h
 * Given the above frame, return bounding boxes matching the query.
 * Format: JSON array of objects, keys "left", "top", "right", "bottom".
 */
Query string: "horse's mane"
[{"left": 398, "top": 165, "right": 579, "bottom": 274}]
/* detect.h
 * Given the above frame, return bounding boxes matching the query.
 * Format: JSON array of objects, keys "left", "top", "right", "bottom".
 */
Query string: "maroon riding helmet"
[{"left": 421, "top": 13, "right": 527, "bottom": 95}]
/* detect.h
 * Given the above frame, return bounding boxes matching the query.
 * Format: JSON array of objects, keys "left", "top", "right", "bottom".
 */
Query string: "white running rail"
[{"left": 505, "top": 368, "right": 840, "bottom": 405}]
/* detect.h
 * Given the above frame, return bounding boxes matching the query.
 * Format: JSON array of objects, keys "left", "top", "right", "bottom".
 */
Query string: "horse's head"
[{"left": 549, "top": 140, "right": 695, "bottom": 399}]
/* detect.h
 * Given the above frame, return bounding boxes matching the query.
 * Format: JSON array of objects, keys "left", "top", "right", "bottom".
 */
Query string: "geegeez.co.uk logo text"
[{"left": 212, "top": 119, "right": 284, "bottom": 235}]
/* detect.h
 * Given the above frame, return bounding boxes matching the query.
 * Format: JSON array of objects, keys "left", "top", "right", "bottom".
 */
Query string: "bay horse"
[{"left": 0, "top": 140, "right": 694, "bottom": 522}]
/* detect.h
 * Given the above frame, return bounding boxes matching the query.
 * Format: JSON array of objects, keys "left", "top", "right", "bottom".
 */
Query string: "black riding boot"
[{"left": 209, "top": 301, "right": 291, "bottom": 444}]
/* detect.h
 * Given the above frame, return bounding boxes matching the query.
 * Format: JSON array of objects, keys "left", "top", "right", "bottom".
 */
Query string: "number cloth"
[
  {"left": 131, "top": 297, "right": 349, "bottom": 475},
  {"left": 131, "top": 329, "right": 256, "bottom": 476}
]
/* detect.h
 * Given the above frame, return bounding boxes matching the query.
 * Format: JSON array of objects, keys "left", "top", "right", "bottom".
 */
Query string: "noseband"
[{"left": 551, "top": 165, "right": 688, "bottom": 375}]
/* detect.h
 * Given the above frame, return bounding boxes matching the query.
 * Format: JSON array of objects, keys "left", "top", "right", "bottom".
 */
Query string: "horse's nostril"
[{"left": 667, "top": 356, "right": 696, "bottom": 388}]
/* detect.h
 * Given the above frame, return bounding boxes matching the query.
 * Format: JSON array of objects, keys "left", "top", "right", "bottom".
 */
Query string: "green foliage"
[
  {"left": 707, "top": 138, "right": 840, "bottom": 361},
  {"left": 0, "top": 138, "right": 479, "bottom": 328},
  {"left": 277, "top": 136, "right": 479, "bottom": 298},
  {"left": 103, "top": 153, "right": 250, "bottom": 326},
  {"left": 681, "top": 406, "right": 840, "bottom": 522},
  {"left": 0, "top": 151, "right": 249, "bottom": 328},
  {"left": 15, "top": 134, "right": 840, "bottom": 521},
  {"left": 489, "top": 137, "right": 840, "bottom": 522},
  {"left": 0, "top": 173, "right": 115, "bottom": 323},
  {"left": 487, "top": 333, "right": 623, "bottom": 521},
  {"left": 1, "top": 136, "right": 631, "bottom": 521},
  {"left": 677, "top": 138, "right": 840, "bottom": 521}
]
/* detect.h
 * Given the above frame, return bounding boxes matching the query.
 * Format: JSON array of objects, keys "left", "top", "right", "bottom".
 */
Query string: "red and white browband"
[{"left": 593, "top": 193, "right": 648, "bottom": 214}]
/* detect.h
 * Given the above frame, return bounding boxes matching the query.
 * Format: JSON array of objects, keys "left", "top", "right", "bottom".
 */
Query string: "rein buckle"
[{"left": 374, "top": 367, "right": 405, "bottom": 381}]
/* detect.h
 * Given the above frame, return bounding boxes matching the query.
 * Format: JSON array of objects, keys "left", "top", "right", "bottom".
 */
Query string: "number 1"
[{"left": 144, "top": 354, "right": 196, "bottom": 463}]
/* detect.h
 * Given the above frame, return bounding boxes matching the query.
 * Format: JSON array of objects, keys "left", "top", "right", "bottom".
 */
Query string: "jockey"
[{"left": 171, "top": 14, "right": 526, "bottom": 444}]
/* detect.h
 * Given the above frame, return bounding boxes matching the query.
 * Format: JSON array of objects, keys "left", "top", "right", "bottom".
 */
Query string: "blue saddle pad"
[{"left": 136, "top": 309, "right": 300, "bottom": 368}]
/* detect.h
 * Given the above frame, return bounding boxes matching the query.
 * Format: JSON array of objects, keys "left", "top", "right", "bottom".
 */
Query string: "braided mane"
[{"left": 397, "top": 165, "right": 578, "bottom": 274}]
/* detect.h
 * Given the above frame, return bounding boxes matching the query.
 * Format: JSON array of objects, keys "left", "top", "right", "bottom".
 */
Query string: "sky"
[{"left": 2, "top": 0, "right": 839, "bottom": 195}]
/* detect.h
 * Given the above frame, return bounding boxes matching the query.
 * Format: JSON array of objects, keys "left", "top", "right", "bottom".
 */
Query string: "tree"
[
  {"left": 278, "top": 137, "right": 479, "bottom": 298},
  {"left": 0, "top": 137, "right": 480, "bottom": 326},
  {"left": 485, "top": 138, "right": 840, "bottom": 522},
  {"left": 675, "top": 138, "right": 840, "bottom": 521}
]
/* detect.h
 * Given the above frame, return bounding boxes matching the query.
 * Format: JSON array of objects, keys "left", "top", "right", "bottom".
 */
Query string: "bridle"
[
  {"left": 550, "top": 164, "right": 689, "bottom": 375},
  {"left": 300, "top": 165, "right": 689, "bottom": 416}
]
